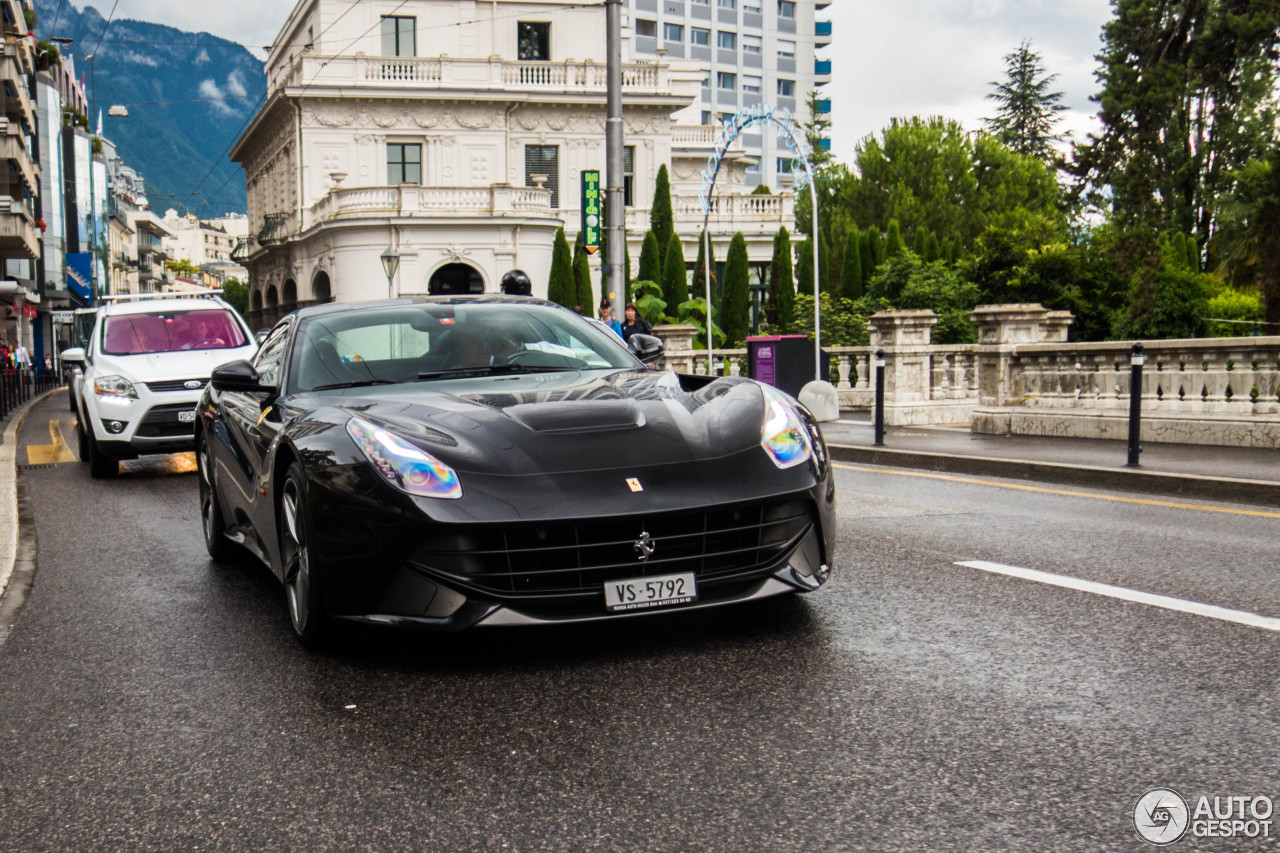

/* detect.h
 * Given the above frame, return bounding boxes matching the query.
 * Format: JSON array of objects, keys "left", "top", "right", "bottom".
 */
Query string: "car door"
[{"left": 218, "top": 321, "right": 292, "bottom": 557}]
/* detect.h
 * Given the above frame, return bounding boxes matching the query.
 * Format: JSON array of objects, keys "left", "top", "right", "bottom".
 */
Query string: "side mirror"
[
  {"left": 627, "top": 333, "right": 664, "bottom": 365},
  {"left": 211, "top": 360, "right": 273, "bottom": 393},
  {"left": 61, "top": 347, "right": 86, "bottom": 364}
]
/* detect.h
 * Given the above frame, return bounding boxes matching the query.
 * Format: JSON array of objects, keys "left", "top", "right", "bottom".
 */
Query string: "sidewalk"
[{"left": 823, "top": 417, "right": 1280, "bottom": 507}]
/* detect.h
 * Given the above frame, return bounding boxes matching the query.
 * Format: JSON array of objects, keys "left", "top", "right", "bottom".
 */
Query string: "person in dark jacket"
[{"left": 620, "top": 302, "right": 652, "bottom": 342}]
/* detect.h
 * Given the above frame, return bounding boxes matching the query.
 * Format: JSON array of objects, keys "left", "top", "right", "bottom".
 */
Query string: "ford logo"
[{"left": 184, "top": 380, "right": 204, "bottom": 390}]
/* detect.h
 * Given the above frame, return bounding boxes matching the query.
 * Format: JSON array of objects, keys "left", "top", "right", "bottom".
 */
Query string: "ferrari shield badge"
[{"left": 626, "top": 478, "right": 643, "bottom": 492}]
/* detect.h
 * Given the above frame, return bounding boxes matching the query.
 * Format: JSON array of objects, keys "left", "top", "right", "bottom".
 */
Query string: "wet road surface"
[{"left": 0, "top": 392, "right": 1276, "bottom": 850}]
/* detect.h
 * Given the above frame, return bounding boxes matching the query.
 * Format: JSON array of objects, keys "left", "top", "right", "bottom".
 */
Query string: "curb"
[{"left": 827, "top": 443, "right": 1280, "bottom": 508}]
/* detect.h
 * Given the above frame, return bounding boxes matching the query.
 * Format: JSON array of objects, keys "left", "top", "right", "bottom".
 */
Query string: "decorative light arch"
[{"left": 698, "top": 104, "right": 822, "bottom": 380}]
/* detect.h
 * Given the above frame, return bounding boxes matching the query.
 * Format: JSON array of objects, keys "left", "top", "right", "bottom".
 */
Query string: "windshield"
[
  {"left": 102, "top": 309, "right": 248, "bottom": 356},
  {"left": 293, "top": 302, "right": 640, "bottom": 392}
]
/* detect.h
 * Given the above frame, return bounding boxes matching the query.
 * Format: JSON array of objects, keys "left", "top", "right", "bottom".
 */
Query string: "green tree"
[
  {"left": 841, "top": 231, "right": 864, "bottom": 300},
  {"left": 693, "top": 229, "right": 718, "bottom": 301},
  {"left": 547, "top": 227, "right": 575, "bottom": 308},
  {"left": 220, "top": 277, "right": 248, "bottom": 320},
  {"left": 1214, "top": 147, "right": 1280, "bottom": 328},
  {"left": 721, "top": 232, "right": 751, "bottom": 345},
  {"left": 574, "top": 246, "right": 594, "bottom": 312},
  {"left": 870, "top": 254, "right": 982, "bottom": 343},
  {"left": 861, "top": 228, "right": 877, "bottom": 279},
  {"left": 985, "top": 40, "right": 1067, "bottom": 161},
  {"left": 884, "top": 220, "right": 905, "bottom": 258},
  {"left": 795, "top": 237, "right": 813, "bottom": 300},
  {"left": 651, "top": 165, "right": 674, "bottom": 270},
  {"left": 637, "top": 230, "right": 661, "bottom": 286},
  {"left": 818, "top": 231, "right": 834, "bottom": 295},
  {"left": 769, "top": 227, "right": 796, "bottom": 328},
  {"left": 661, "top": 232, "right": 687, "bottom": 321}
]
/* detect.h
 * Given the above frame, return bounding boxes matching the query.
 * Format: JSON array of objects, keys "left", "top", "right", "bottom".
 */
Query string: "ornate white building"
[{"left": 232, "top": 0, "right": 796, "bottom": 326}]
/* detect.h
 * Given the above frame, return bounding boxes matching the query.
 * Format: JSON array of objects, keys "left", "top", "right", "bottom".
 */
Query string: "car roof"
[
  {"left": 98, "top": 295, "right": 232, "bottom": 315},
  {"left": 292, "top": 295, "right": 562, "bottom": 322}
]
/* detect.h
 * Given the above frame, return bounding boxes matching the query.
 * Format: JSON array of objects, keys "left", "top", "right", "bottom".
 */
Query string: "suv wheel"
[{"left": 81, "top": 420, "right": 119, "bottom": 479}]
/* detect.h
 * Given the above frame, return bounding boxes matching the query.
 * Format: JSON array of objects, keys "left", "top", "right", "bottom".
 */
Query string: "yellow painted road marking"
[
  {"left": 26, "top": 419, "right": 79, "bottom": 465},
  {"left": 833, "top": 462, "right": 1280, "bottom": 520}
]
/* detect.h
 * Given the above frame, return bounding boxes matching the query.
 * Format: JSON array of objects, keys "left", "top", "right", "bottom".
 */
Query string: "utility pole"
[{"left": 604, "top": 0, "right": 624, "bottom": 317}]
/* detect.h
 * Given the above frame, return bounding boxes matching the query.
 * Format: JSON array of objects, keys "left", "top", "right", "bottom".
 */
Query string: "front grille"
[
  {"left": 135, "top": 403, "right": 197, "bottom": 438},
  {"left": 143, "top": 378, "right": 207, "bottom": 393},
  {"left": 408, "top": 499, "right": 814, "bottom": 596}
]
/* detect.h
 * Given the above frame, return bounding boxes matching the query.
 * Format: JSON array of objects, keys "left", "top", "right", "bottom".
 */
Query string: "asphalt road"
[{"left": 0, "top": 392, "right": 1276, "bottom": 851}]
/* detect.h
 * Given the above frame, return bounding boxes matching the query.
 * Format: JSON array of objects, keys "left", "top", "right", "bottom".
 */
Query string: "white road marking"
[{"left": 956, "top": 560, "right": 1280, "bottom": 633}]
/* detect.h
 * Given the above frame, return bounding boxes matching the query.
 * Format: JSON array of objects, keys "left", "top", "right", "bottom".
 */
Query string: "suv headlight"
[
  {"left": 94, "top": 374, "right": 138, "bottom": 401},
  {"left": 346, "top": 416, "right": 462, "bottom": 500},
  {"left": 760, "top": 386, "right": 812, "bottom": 469}
]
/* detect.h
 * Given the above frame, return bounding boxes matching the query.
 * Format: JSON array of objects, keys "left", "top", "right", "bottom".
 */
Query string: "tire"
[
  {"left": 68, "top": 386, "right": 77, "bottom": 412},
  {"left": 198, "top": 433, "right": 234, "bottom": 563},
  {"left": 83, "top": 419, "right": 118, "bottom": 479},
  {"left": 280, "top": 461, "right": 327, "bottom": 647},
  {"left": 75, "top": 417, "right": 89, "bottom": 461}
]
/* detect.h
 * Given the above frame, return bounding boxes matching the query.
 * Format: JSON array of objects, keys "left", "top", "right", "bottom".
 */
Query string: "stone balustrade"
[{"left": 308, "top": 185, "right": 554, "bottom": 230}]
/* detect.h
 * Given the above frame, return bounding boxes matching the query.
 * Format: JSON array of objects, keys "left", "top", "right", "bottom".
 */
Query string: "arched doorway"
[
  {"left": 282, "top": 279, "right": 297, "bottom": 313},
  {"left": 428, "top": 263, "right": 484, "bottom": 295},
  {"left": 312, "top": 271, "right": 332, "bottom": 304},
  {"left": 266, "top": 284, "right": 279, "bottom": 327},
  {"left": 250, "top": 288, "right": 264, "bottom": 329}
]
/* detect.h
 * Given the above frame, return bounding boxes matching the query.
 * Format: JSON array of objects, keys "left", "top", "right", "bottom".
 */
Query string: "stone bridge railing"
[{"left": 650, "top": 305, "right": 1280, "bottom": 446}]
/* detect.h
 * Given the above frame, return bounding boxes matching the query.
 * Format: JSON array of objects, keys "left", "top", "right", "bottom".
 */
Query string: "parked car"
[
  {"left": 62, "top": 291, "right": 257, "bottom": 478},
  {"left": 197, "top": 296, "right": 835, "bottom": 647}
]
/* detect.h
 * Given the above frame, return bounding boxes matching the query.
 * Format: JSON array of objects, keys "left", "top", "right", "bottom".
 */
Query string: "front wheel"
[
  {"left": 198, "top": 433, "right": 234, "bottom": 563},
  {"left": 82, "top": 419, "right": 118, "bottom": 479},
  {"left": 280, "top": 462, "right": 327, "bottom": 647}
]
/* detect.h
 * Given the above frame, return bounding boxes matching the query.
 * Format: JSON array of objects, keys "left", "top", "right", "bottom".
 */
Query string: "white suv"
[{"left": 62, "top": 292, "right": 258, "bottom": 478}]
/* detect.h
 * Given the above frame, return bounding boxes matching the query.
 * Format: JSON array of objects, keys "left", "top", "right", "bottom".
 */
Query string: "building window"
[
  {"left": 692, "top": 0, "right": 709, "bottom": 5},
  {"left": 691, "top": 27, "right": 710, "bottom": 45},
  {"left": 663, "top": 22, "right": 684, "bottom": 42},
  {"left": 743, "top": 75, "right": 761, "bottom": 94},
  {"left": 380, "top": 16, "right": 416, "bottom": 57},
  {"left": 387, "top": 143, "right": 422, "bottom": 184},
  {"left": 717, "top": 0, "right": 735, "bottom": 8},
  {"left": 743, "top": 1, "right": 761, "bottom": 12},
  {"left": 525, "top": 145, "right": 559, "bottom": 207},
  {"left": 776, "top": 158, "right": 793, "bottom": 173},
  {"left": 518, "top": 22, "right": 551, "bottom": 59},
  {"left": 746, "top": 161, "right": 759, "bottom": 173},
  {"left": 635, "top": 18, "right": 657, "bottom": 37},
  {"left": 777, "top": 0, "right": 795, "bottom": 17},
  {"left": 777, "top": 78, "right": 794, "bottom": 97},
  {"left": 742, "top": 34, "right": 762, "bottom": 53},
  {"left": 717, "top": 31, "right": 736, "bottom": 49},
  {"left": 777, "top": 39, "right": 795, "bottom": 58},
  {"left": 624, "top": 145, "right": 635, "bottom": 207},
  {"left": 717, "top": 71, "right": 736, "bottom": 89}
]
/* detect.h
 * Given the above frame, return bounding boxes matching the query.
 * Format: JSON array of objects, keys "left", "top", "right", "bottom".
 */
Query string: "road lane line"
[
  {"left": 832, "top": 463, "right": 1280, "bottom": 519},
  {"left": 26, "top": 419, "right": 77, "bottom": 465},
  {"left": 956, "top": 560, "right": 1280, "bottom": 633}
]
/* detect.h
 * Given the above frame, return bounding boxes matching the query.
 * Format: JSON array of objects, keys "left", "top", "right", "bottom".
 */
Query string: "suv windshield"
[{"left": 102, "top": 309, "right": 248, "bottom": 355}]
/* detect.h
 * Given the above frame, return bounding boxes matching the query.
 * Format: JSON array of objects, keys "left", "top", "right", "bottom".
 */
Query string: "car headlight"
[
  {"left": 94, "top": 374, "right": 138, "bottom": 400},
  {"left": 346, "top": 416, "right": 462, "bottom": 499},
  {"left": 760, "top": 386, "right": 812, "bottom": 469}
]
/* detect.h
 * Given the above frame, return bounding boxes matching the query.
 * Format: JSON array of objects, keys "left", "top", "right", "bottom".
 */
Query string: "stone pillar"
[
  {"left": 866, "top": 310, "right": 937, "bottom": 424},
  {"left": 969, "top": 304, "right": 1075, "bottom": 407}
]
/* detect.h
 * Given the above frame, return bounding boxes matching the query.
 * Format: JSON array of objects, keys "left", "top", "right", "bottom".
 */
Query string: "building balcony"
[
  {"left": 814, "top": 60, "right": 831, "bottom": 79},
  {"left": 625, "top": 192, "right": 795, "bottom": 242},
  {"left": 1, "top": 43, "right": 34, "bottom": 130},
  {"left": 1, "top": 30, "right": 33, "bottom": 76},
  {"left": 814, "top": 0, "right": 831, "bottom": 9},
  {"left": 0, "top": 197, "right": 39, "bottom": 259},
  {"left": 307, "top": 184, "right": 555, "bottom": 230},
  {"left": 275, "top": 55, "right": 679, "bottom": 103},
  {"left": 670, "top": 124, "right": 747, "bottom": 153},
  {"left": 0, "top": 118, "right": 36, "bottom": 193},
  {"left": 815, "top": 99, "right": 831, "bottom": 114},
  {"left": 815, "top": 20, "right": 831, "bottom": 46}
]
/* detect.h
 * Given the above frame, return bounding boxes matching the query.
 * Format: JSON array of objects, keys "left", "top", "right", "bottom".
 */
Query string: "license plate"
[
  {"left": 604, "top": 572, "right": 697, "bottom": 612},
  {"left": 178, "top": 410, "right": 196, "bottom": 423}
]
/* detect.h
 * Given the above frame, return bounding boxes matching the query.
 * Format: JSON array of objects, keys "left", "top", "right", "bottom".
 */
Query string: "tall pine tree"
[
  {"left": 841, "top": 231, "right": 863, "bottom": 300},
  {"left": 661, "top": 232, "right": 687, "bottom": 318},
  {"left": 693, "top": 229, "right": 718, "bottom": 301},
  {"left": 768, "top": 226, "right": 795, "bottom": 328},
  {"left": 985, "top": 40, "right": 1066, "bottom": 161},
  {"left": 547, "top": 227, "right": 575, "bottom": 308}
]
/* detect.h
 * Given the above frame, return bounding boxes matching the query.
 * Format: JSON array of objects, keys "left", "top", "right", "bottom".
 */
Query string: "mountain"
[{"left": 33, "top": 0, "right": 266, "bottom": 215}]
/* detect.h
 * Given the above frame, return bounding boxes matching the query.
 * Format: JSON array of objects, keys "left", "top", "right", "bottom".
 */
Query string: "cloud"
[
  {"left": 225, "top": 70, "right": 247, "bottom": 98},
  {"left": 199, "top": 79, "right": 236, "bottom": 116},
  {"left": 194, "top": 49, "right": 210, "bottom": 64},
  {"left": 122, "top": 51, "right": 158, "bottom": 67}
]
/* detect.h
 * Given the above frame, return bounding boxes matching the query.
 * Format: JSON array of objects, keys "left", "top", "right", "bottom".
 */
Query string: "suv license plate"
[
  {"left": 604, "top": 572, "right": 697, "bottom": 612},
  {"left": 178, "top": 410, "right": 196, "bottom": 423}
]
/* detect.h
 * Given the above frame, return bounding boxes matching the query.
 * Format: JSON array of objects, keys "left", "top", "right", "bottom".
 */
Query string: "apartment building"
[
  {"left": 0, "top": 0, "right": 41, "bottom": 349},
  {"left": 626, "top": 0, "right": 830, "bottom": 189}
]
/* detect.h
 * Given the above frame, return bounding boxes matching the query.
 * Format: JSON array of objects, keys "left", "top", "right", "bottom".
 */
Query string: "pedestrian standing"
[
  {"left": 620, "top": 302, "right": 652, "bottom": 342},
  {"left": 597, "top": 299, "right": 623, "bottom": 338}
]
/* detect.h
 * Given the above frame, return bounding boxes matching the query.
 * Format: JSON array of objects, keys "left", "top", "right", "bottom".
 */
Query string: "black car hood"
[{"left": 301, "top": 369, "right": 771, "bottom": 476}]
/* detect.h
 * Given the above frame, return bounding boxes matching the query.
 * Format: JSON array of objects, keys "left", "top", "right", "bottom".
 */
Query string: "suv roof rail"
[{"left": 98, "top": 288, "right": 222, "bottom": 303}]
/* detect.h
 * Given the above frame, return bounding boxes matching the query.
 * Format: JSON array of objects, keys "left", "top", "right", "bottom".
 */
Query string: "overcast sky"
[{"left": 107, "top": 0, "right": 1114, "bottom": 163}]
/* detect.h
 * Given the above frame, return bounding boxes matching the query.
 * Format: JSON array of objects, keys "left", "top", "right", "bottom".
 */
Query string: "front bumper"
[{"left": 86, "top": 393, "right": 198, "bottom": 457}]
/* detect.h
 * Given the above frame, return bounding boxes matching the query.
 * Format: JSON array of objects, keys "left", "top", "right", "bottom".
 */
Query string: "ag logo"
[{"left": 1134, "top": 788, "right": 1189, "bottom": 845}]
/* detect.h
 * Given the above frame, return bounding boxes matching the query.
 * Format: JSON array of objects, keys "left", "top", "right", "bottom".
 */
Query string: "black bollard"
[
  {"left": 1127, "top": 341, "right": 1144, "bottom": 467},
  {"left": 873, "top": 348, "right": 886, "bottom": 447}
]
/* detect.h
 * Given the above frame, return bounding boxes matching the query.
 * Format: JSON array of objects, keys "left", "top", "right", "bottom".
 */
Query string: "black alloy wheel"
[
  {"left": 280, "top": 461, "right": 327, "bottom": 647},
  {"left": 198, "top": 433, "right": 234, "bottom": 562}
]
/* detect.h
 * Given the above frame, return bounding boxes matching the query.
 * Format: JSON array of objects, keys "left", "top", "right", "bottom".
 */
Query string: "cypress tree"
[
  {"left": 651, "top": 165, "right": 674, "bottom": 270},
  {"left": 693, "top": 229, "right": 718, "bottom": 301},
  {"left": 819, "top": 231, "right": 834, "bottom": 295},
  {"left": 870, "top": 226, "right": 887, "bottom": 267},
  {"left": 771, "top": 227, "right": 796, "bottom": 330},
  {"left": 547, "top": 227, "right": 575, "bottom": 308},
  {"left": 949, "top": 235, "right": 964, "bottom": 265},
  {"left": 661, "top": 232, "right": 687, "bottom": 318},
  {"left": 860, "top": 229, "right": 875, "bottom": 281},
  {"left": 841, "top": 231, "right": 863, "bottom": 300},
  {"left": 795, "top": 237, "right": 814, "bottom": 297},
  {"left": 926, "top": 231, "right": 942, "bottom": 263},
  {"left": 574, "top": 247, "right": 593, "bottom": 311},
  {"left": 912, "top": 227, "right": 928, "bottom": 257},
  {"left": 721, "top": 232, "right": 751, "bottom": 345},
  {"left": 1185, "top": 234, "right": 1199, "bottom": 272},
  {"left": 885, "top": 219, "right": 905, "bottom": 258},
  {"left": 637, "top": 230, "right": 661, "bottom": 285}
]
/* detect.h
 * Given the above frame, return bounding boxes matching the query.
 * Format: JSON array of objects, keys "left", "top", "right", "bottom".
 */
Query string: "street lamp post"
[{"left": 381, "top": 247, "right": 400, "bottom": 298}]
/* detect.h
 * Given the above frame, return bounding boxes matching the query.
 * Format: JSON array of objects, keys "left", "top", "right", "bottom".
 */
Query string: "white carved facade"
[{"left": 232, "top": 0, "right": 796, "bottom": 326}]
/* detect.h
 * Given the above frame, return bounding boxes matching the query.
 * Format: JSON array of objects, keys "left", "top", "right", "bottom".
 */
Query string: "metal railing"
[{"left": 0, "top": 367, "right": 62, "bottom": 421}]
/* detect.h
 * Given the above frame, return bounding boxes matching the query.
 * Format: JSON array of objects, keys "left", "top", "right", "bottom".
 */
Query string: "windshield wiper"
[
  {"left": 311, "top": 379, "right": 397, "bottom": 391},
  {"left": 417, "top": 365, "right": 568, "bottom": 380}
]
